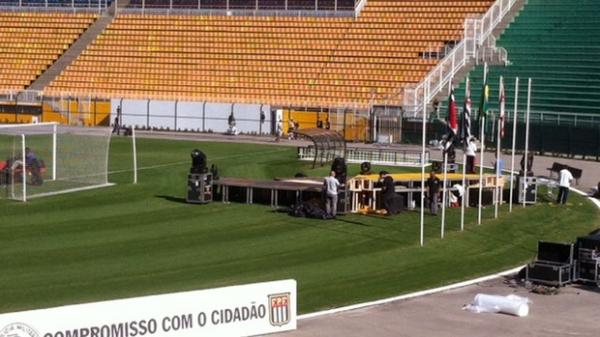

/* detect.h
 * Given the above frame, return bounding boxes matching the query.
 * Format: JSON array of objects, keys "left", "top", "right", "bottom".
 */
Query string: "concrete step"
[{"left": 28, "top": 14, "right": 115, "bottom": 91}]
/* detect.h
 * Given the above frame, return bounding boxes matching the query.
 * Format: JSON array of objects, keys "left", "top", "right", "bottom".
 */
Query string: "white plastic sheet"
[{"left": 463, "top": 294, "right": 531, "bottom": 317}]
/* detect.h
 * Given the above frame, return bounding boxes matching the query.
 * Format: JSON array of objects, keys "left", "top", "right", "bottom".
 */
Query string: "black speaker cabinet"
[
  {"left": 576, "top": 235, "right": 600, "bottom": 251},
  {"left": 187, "top": 173, "right": 213, "bottom": 204},
  {"left": 537, "top": 241, "right": 574, "bottom": 265},
  {"left": 576, "top": 260, "right": 599, "bottom": 284},
  {"left": 468, "top": 188, "right": 494, "bottom": 206},
  {"left": 526, "top": 262, "right": 572, "bottom": 287},
  {"left": 517, "top": 176, "right": 537, "bottom": 204}
]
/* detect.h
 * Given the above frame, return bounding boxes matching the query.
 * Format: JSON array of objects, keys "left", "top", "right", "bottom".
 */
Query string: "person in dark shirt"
[
  {"left": 25, "top": 147, "right": 37, "bottom": 167},
  {"left": 593, "top": 181, "right": 600, "bottom": 199},
  {"left": 426, "top": 171, "right": 441, "bottom": 215},
  {"left": 379, "top": 171, "right": 397, "bottom": 215}
]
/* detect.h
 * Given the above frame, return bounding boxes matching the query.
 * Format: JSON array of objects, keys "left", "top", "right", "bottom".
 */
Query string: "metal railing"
[
  {"left": 0, "top": 0, "right": 362, "bottom": 15},
  {"left": 475, "top": 36, "right": 508, "bottom": 65},
  {"left": 298, "top": 146, "right": 430, "bottom": 167},
  {"left": 122, "top": 0, "right": 360, "bottom": 16},
  {"left": 402, "top": 0, "right": 517, "bottom": 117},
  {"left": 0, "top": 0, "right": 109, "bottom": 12}
]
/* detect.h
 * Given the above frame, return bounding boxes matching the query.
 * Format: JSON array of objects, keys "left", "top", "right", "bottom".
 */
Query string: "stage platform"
[
  {"left": 212, "top": 172, "right": 504, "bottom": 212},
  {"left": 212, "top": 177, "right": 324, "bottom": 207},
  {"left": 355, "top": 173, "right": 481, "bottom": 182}
]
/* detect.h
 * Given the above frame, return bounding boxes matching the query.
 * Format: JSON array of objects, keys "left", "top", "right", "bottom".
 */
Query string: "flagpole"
[
  {"left": 477, "top": 63, "right": 488, "bottom": 225},
  {"left": 460, "top": 77, "right": 469, "bottom": 231},
  {"left": 420, "top": 86, "right": 427, "bottom": 246},
  {"left": 509, "top": 77, "right": 519, "bottom": 212},
  {"left": 494, "top": 112, "right": 501, "bottom": 218},
  {"left": 441, "top": 151, "right": 448, "bottom": 238},
  {"left": 478, "top": 116, "right": 485, "bottom": 225},
  {"left": 494, "top": 76, "right": 503, "bottom": 219},
  {"left": 440, "top": 80, "right": 453, "bottom": 239},
  {"left": 522, "top": 78, "right": 532, "bottom": 208}
]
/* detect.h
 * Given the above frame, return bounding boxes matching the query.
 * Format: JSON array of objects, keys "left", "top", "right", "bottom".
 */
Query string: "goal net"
[{"left": 0, "top": 122, "right": 112, "bottom": 201}]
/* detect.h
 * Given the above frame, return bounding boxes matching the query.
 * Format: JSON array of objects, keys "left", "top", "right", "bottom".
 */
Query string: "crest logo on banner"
[
  {"left": 0, "top": 323, "right": 39, "bottom": 337},
  {"left": 268, "top": 293, "right": 291, "bottom": 327}
]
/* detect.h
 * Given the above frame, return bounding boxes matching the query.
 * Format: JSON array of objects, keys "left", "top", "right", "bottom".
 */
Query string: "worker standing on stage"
[
  {"left": 426, "top": 171, "right": 441, "bottom": 215},
  {"left": 324, "top": 171, "right": 340, "bottom": 219},
  {"left": 465, "top": 136, "right": 477, "bottom": 174},
  {"left": 379, "top": 171, "right": 397, "bottom": 215}
]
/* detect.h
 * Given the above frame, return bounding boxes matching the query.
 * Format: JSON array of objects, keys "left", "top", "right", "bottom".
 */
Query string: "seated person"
[
  {"left": 449, "top": 183, "right": 465, "bottom": 207},
  {"left": 24, "top": 148, "right": 44, "bottom": 185},
  {"left": 593, "top": 182, "right": 600, "bottom": 199}
]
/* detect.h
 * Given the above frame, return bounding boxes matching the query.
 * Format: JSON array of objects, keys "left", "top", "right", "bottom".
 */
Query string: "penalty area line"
[{"left": 107, "top": 148, "right": 291, "bottom": 175}]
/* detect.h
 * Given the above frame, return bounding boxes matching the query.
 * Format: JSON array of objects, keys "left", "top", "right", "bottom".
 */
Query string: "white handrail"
[
  {"left": 354, "top": 0, "right": 367, "bottom": 17},
  {"left": 403, "top": 0, "right": 518, "bottom": 117}
]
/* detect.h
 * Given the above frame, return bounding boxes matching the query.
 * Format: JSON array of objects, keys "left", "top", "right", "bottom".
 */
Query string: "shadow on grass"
[
  {"left": 269, "top": 209, "right": 412, "bottom": 245},
  {"left": 156, "top": 195, "right": 188, "bottom": 204},
  {"left": 333, "top": 217, "right": 374, "bottom": 227}
]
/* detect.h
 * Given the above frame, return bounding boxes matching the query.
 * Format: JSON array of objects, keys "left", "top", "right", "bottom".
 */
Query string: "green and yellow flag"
[{"left": 477, "top": 75, "right": 490, "bottom": 137}]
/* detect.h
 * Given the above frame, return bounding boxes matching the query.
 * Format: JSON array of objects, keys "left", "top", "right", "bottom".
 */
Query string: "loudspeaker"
[
  {"left": 516, "top": 176, "right": 537, "bottom": 204},
  {"left": 331, "top": 157, "right": 347, "bottom": 184},
  {"left": 190, "top": 149, "right": 208, "bottom": 174},
  {"left": 187, "top": 173, "right": 213, "bottom": 204},
  {"left": 336, "top": 189, "right": 349, "bottom": 215},
  {"left": 360, "top": 161, "right": 371, "bottom": 175}
]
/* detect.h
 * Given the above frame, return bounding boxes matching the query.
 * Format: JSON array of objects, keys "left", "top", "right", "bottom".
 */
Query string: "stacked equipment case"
[{"left": 526, "top": 241, "right": 574, "bottom": 287}]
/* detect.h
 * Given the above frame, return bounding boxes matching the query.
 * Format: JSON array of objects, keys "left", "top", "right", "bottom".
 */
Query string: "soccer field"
[{"left": 1, "top": 137, "right": 598, "bottom": 315}]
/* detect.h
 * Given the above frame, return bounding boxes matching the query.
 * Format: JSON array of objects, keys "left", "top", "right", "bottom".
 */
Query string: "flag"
[
  {"left": 461, "top": 78, "right": 472, "bottom": 142},
  {"left": 499, "top": 77, "right": 506, "bottom": 138},
  {"left": 447, "top": 87, "right": 458, "bottom": 137},
  {"left": 477, "top": 76, "right": 490, "bottom": 138}
]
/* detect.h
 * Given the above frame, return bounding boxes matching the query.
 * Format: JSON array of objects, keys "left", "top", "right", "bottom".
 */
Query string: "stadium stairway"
[
  {"left": 438, "top": 0, "right": 600, "bottom": 122},
  {"left": 426, "top": 0, "right": 527, "bottom": 108},
  {"left": 28, "top": 13, "right": 115, "bottom": 91}
]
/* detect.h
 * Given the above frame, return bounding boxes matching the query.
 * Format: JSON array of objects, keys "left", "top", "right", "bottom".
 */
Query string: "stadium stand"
[
  {"left": 46, "top": 0, "right": 494, "bottom": 107},
  {"left": 0, "top": 11, "right": 97, "bottom": 91},
  {"left": 0, "top": 0, "right": 110, "bottom": 7},
  {"left": 442, "top": 0, "right": 600, "bottom": 120},
  {"left": 126, "top": 0, "right": 356, "bottom": 10}
]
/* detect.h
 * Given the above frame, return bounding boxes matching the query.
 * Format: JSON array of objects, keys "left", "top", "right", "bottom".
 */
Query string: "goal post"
[{"left": 0, "top": 122, "right": 113, "bottom": 201}]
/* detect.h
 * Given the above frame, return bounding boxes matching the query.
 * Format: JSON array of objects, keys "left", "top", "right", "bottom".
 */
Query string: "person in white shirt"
[
  {"left": 557, "top": 168, "right": 574, "bottom": 204},
  {"left": 324, "top": 171, "right": 340, "bottom": 218},
  {"left": 465, "top": 137, "right": 477, "bottom": 174},
  {"left": 275, "top": 119, "right": 283, "bottom": 142}
]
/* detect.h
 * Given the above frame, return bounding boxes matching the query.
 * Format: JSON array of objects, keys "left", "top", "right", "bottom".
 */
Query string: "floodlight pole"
[
  {"left": 52, "top": 123, "right": 57, "bottom": 181},
  {"left": 132, "top": 127, "right": 138, "bottom": 184},
  {"left": 22, "top": 134, "right": 27, "bottom": 202}
]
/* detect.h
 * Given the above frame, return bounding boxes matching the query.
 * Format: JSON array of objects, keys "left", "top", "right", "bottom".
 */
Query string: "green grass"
[{"left": 0, "top": 137, "right": 598, "bottom": 314}]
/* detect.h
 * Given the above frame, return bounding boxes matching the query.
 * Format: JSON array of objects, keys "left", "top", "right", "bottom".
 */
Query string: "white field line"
[
  {"left": 299, "top": 185, "right": 600, "bottom": 320},
  {"left": 107, "top": 148, "right": 290, "bottom": 175}
]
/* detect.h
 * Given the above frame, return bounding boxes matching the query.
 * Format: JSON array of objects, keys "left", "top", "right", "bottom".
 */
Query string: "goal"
[{"left": 0, "top": 122, "right": 113, "bottom": 201}]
